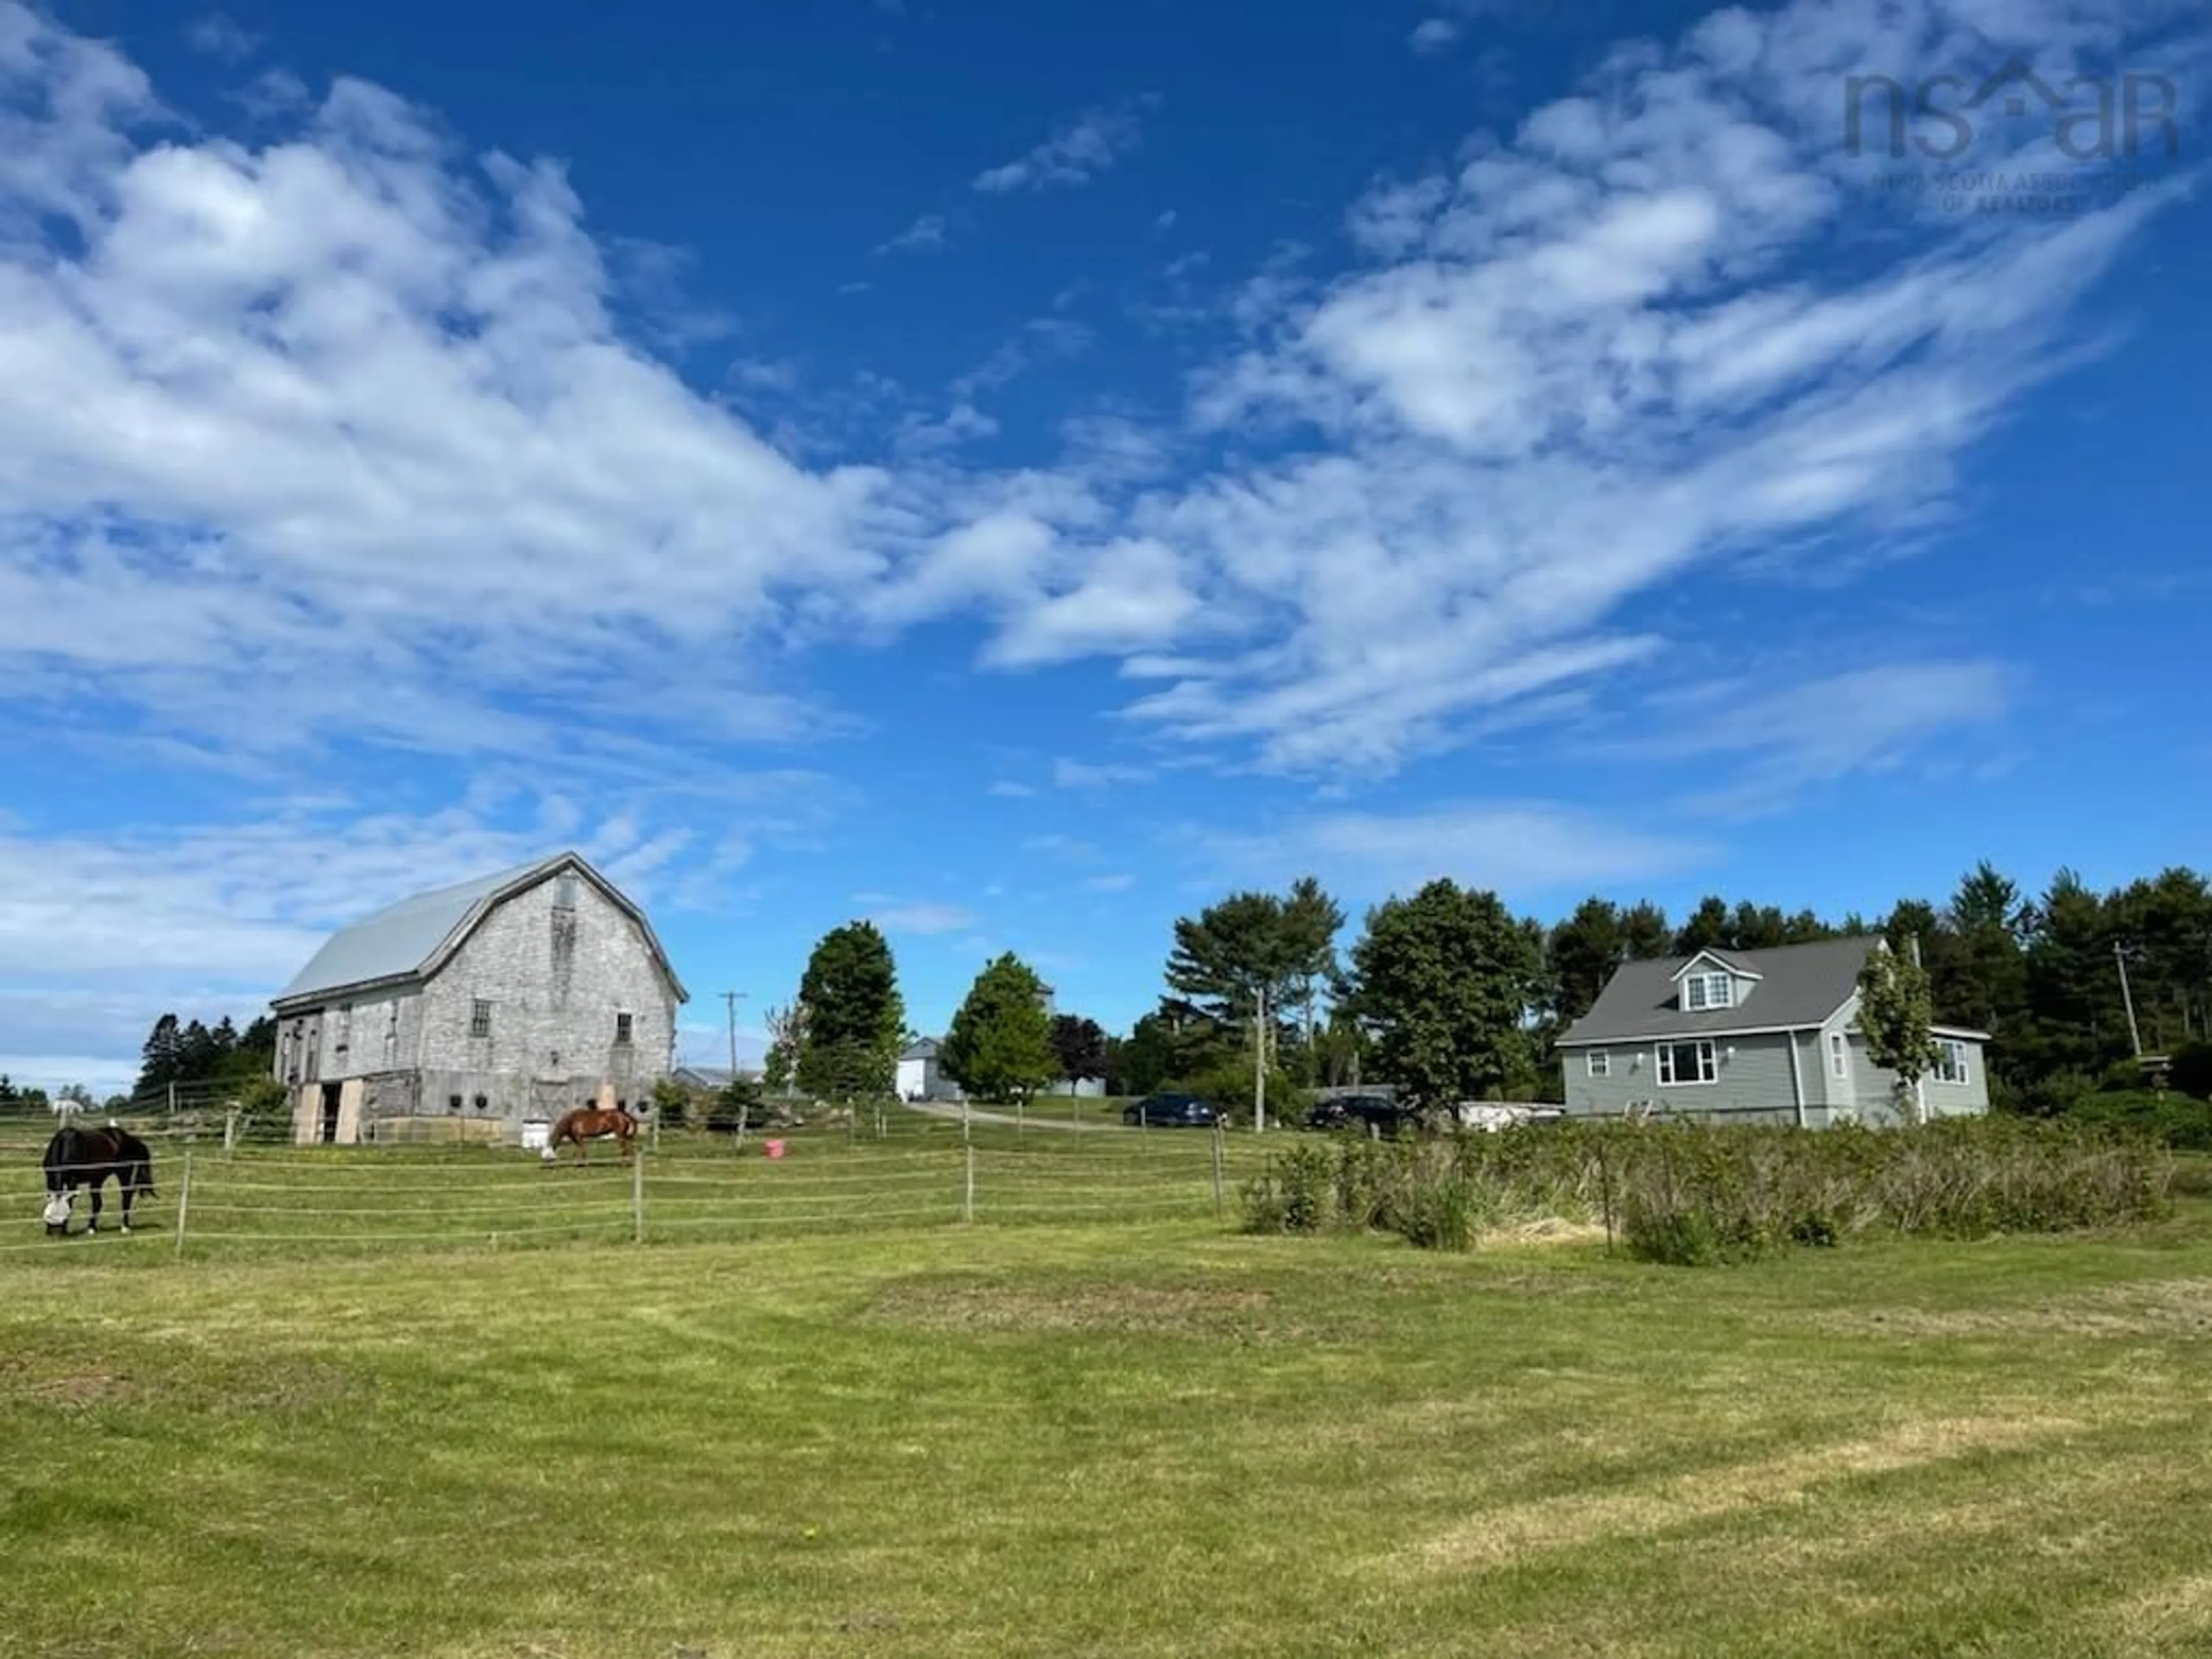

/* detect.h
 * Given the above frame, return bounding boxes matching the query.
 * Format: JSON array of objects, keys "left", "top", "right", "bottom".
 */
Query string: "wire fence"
[{"left": 0, "top": 1108, "right": 1265, "bottom": 1260}]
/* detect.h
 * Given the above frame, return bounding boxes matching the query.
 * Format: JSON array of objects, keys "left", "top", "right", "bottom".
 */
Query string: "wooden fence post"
[
  {"left": 963, "top": 1142, "right": 975, "bottom": 1224},
  {"left": 633, "top": 1146, "right": 646, "bottom": 1245},
  {"left": 174, "top": 1150, "right": 193, "bottom": 1259},
  {"left": 222, "top": 1109, "right": 238, "bottom": 1156},
  {"left": 1597, "top": 1139, "right": 1615, "bottom": 1257},
  {"left": 1211, "top": 1122, "right": 1226, "bottom": 1217}
]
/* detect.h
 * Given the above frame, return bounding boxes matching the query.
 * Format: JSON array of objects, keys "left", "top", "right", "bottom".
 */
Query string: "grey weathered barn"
[{"left": 268, "top": 851, "right": 687, "bottom": 1146}]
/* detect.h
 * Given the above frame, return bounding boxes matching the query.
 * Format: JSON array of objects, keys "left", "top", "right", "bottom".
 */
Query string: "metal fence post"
[
  {"left": 963, "top": 1142, "right": 975, "bottom": 1224},
  {"left": 633, "top": 1146, "right": 646, "bottom": 1245}
]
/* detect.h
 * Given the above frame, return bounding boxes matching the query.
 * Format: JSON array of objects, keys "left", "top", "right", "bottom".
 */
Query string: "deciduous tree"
[
  {"left": 1857, "top": 941, "right": 1942, "bottom": 1122},
  {"left": 942, "top": 954, "right": 1058, "bottom": 1103},
  {"left": 1346, "top": 880, "right": 1543, "bottom": 1112},
  {"left": 1048, "top": 1015, "right": 1108, "bottom": 1084},
  {"left": 795, "top": 923, "right": 905, "bottom": 1100}
]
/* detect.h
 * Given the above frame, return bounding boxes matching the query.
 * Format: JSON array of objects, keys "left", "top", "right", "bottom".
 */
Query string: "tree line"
[
  {"left": 133, "top": 1012, "right": 279, "bottom": 1101},
  {"left": 751, "top": 859, "right": 2212, "bottom": 1116}
]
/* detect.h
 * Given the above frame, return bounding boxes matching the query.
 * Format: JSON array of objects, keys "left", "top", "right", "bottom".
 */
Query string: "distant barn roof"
[{"left": 272, "top": 852, "right": 686, "bottom": 1008}]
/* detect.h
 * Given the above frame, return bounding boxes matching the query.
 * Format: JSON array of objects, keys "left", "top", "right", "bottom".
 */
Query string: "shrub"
[
  {"left": 2066, "top": 1089, "right": 2212, "bottom": 1152},
  {"left": 2169, "top": 1040, "right": 2212, "bottom": 1102},
  {"left": 706, "top": 1076, "right": 764, "bottom": 1135}
]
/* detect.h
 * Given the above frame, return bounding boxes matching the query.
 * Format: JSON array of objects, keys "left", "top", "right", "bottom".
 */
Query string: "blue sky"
[{"left": 0, "top": 0, "right": 2205, "bottom": 1093}]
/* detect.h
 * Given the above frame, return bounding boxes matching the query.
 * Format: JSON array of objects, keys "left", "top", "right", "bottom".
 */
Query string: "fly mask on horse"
[{"left": 41, "top": 1123, "right": 157, "bottom": 1236}]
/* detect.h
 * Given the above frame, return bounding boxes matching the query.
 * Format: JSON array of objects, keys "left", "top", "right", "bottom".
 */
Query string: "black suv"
[
  {"left": 1307, "top": 1093, "right": 1422, "bottom": 1138},
  {"left": 1122, "top": 1092, "right": 1219, "bottom": 1128}
]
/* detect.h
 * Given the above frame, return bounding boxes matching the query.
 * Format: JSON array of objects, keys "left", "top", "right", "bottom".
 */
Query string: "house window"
[
  {"left": 1935, "top": 1040, "right": 1970, "bottom": 1085},
  {"left": 1684, "top": 972, "right": 1734, "bottom": 1012},
  {"left": 1829, "top": 1032, "right": 1850, "bottom": 1080},
  {"left": 471, "top": 999, "right": 493, "bottom": 1039},
  {"left": 1587, "top": 1050, "right": 1611, "bottom": 1079},
  {"left": 1657, "top": 1040, "right": 1717, "bottom": 1086},
  {"left": 615, "top": 1012, "right": 633, "bottom": 1046}
]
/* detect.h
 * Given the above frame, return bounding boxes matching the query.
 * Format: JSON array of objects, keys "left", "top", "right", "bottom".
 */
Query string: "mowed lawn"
[{"left": 7, "top": 1206, "right": 2212, "bottom": 1658}]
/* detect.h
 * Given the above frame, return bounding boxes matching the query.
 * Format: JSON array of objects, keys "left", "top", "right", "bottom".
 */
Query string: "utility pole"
[
  {"left": 1253, "top": 985, "right": 1267, "bottom": 1134},
  {"left": 2116, "top": 942, "right": 2145, "bottom": 1058},
  {"left": 722, "top": 990, "right": 747, "bottom": 1077}
]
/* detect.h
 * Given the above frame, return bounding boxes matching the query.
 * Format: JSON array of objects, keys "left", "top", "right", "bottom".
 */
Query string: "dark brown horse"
[
  {"left": 43, "top": 1123, "right": 157, "bottom": 1236},
  {"left": 541, "top": 1104, "right": 638, "bottom": 1164}
]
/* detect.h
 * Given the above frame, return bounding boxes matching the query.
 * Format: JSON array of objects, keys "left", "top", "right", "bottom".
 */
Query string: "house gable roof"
[
  {"left": 1670, "top": 948, "right": 1763, "bottom": 982},
  {"left": 272, "top": 851, "right": 687, "bottom": 1009},
  {"left": 1559, "top": 936, "right": 1885, "bottom": 1046},
  {"left": 900, "top": 1038, "right": 941, "bottom": 1060}
]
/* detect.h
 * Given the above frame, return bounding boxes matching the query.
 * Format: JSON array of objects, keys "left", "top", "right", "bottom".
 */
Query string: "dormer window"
[{"left": 1684, "top": 972, "right": 1735, "bottom": 1011}]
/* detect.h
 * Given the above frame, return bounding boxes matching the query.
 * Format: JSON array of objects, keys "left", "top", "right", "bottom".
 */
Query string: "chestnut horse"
[{"left": 541, "top": 1104, "right": 637, "bottom": 1164}]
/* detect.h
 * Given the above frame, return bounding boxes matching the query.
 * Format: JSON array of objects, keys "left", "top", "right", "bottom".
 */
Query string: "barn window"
[
  {"left": 555, "top": 873, "right": 579, "bottom": 911},
  {"left": 615, "top": 1012, "right": 633, "bottom": 1046},
  {"left": 471, "top": 999, "right": 492, "bottom": 1038},
  {"left": 335, "top": 1004, "right": 352, "bottom": 1052},
  {"left": 447, "top": 1093, "right": 463, "bottom": 1113},
  {"left": 473, "top": 1093, "right": 490, "bottom": 1112}
]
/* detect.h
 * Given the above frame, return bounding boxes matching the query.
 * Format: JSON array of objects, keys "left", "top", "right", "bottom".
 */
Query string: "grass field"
[{"left": 6, "top": 1118, "right": 2212, "bottom": 1659}]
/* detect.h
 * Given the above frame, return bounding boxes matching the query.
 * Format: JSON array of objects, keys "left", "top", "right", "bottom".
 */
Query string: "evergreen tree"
[{"left": 136, "top": 1014, "right": 183, "bottom": 1099}]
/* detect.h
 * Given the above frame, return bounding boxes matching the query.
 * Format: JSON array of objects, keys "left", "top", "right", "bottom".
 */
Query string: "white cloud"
[
  {"left": 868, "top": 902, "right": 979, "bottom": 935},
  {"left": 1211, "top": 802, "right": 1714, "bottom": 897},
  {"left": 1082, "top": 873, "right": 1137, "bottom": 892},
  {"left": 1615, "top": 661, "right": 2016, "bottom": 816},
  {"left": 1407, "top": 18, "right": 1460, "bottom": 54},
  {"left": 184, "top": 13, "right": 259, "bottom": 62},
  {"left": 987, "top": 781, "right": 1037, "bottom": 797},
  {"left": 0, "top": 0, "right": 2189, "bottom": 816},
  {"left": 972, "top": 100, "right": 1150, "bottom": 194},
  {"left": 1052, "top": 757, "right": 1153, "bottom": 789},
  {"left": 875, "top": 212, "right": 947, "bottom": 253}
]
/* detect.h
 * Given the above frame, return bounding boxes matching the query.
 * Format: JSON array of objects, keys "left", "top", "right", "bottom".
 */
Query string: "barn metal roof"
[{"left": 272, "top": 851, "right": 687, "bottom": 1008}]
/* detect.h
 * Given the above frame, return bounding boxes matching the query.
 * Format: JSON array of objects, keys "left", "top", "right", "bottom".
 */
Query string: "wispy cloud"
[
  {"left": 184, "top": 12, "right": 259, "bottom": 61},
  {"left": 1053, "top": 757, "right": 1154, "bottom": 789},
  {"left": 1207, "top": 801, "right": 1714, "bottom": 899},
  {"left": 1611, "top": 661, "right": 2016, "bottom": 817},
  {"left": 972, "top": 99, "right": 1153, "bottom": 194},
  {"left": 1082, "top": 873, "right": 1137, "bottom": 892},
  {"left": 867, "top": 902, "right": 980, "bottom": 935},
  {"left": 987, "top": 781, "right": 1037, "bottom": 798},
  {"left": 875, "top": 213, "right": 949, "bottom": 254},
  {"left": 1407, "top": 18, "right": 1460, "bottom": 54}
]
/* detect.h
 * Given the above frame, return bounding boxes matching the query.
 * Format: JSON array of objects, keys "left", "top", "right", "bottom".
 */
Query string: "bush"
[
  {"left": 234, "top": 1077, "right": 291, "bottom": 1144},
  {"left": 706, "top": 1077, "right": 764, "bottom": 1135},
  {"left": 1243, "top": 1114, "right": 2172, "bottom": 1263},
  {"left": 2169, "top": 1041, "right": 2212, "bottom": 1102},
  {"left": 2066, "top": 1089, "right": 2212, "bottom": 1152}
]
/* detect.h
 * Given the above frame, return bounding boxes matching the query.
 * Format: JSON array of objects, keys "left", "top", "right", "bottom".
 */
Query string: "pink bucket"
[{"left": 764, "top": 1139, "right": 786, "bottom": 1160}]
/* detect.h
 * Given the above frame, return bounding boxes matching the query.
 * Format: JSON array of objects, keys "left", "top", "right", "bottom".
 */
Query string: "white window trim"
[
  {"left": 1934, "top": 1039, "right": 1970, "bottom": 1085},
  {"left": 1588, "top": 1050, "right": 1611, "bottom": 1078},
  {"left": 1656, "top": 1039, "right": 1718, "bottom": 1086},
  {"left": 1828, "top": 1031, "right": 1850, "bottom": 1080}
]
